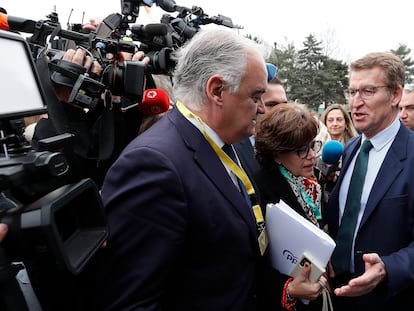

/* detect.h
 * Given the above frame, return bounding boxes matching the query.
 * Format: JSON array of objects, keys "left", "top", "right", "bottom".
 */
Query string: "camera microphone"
[
  {"left": 155, "top": 0, "right": 180, "bottom": 13},
  {"left": 139, "top": 88, "right": 170, "bottom": 115},
  {"left": 0, "top": 12, "right": 36, "bottom": 32},
  {"left": 131, "top": 23, "right": 168, "bottom": 37},
  {"left": 317, "top": 140, "right": 344, "bottom": 176}
]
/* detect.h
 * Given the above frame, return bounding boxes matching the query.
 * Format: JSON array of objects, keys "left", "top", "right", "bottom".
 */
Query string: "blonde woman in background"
[
  {"left": 321, "top": 103, "right": 358, "bottom": 145},
  {"left": 320, "top": 103, "right": 358, "bottom": 176},
  {"left": 319, "top": 104, "right": 358, "bottom": 208}
]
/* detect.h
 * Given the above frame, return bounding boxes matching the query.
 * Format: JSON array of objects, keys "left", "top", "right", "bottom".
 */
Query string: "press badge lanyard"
[{"left": 176, "top": 101, "right": 268, "bottom": 255}]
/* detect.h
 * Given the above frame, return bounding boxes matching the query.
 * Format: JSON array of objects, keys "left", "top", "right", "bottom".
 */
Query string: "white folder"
[{"left": 265, "top": 200, "right": 336, "bottom": 277}]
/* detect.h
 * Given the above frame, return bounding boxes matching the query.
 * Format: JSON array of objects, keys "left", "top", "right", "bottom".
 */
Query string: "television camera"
[
  {"left": 0, "top": 0, "right": 241, "bottom": 267},
  {"left": 0, "top": 27, "right": 108, "bottom": 275},
  {"left": 125, "top": 0, "right": 243, "bottom": 74},
  {"left": 0, "top": 1, "right": 241, "bottom": 308},
  {"left": 0, "top": 0, "right": 241, "bottom": 111},
  {"left": 0, "top": 28, "right": 108, "bottom": 311}
]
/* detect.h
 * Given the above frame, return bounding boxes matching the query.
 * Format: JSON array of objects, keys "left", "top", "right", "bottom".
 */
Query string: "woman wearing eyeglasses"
[{"left": 254, "top": 103, "right": 328, "bottom": 311}]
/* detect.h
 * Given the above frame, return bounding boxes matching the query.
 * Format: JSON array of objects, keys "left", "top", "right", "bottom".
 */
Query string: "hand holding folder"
[{"left": 265, "top": 200, "right": 336, "bottom": 278}]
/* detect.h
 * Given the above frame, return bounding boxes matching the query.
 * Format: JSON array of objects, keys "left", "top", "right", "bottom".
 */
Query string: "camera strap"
[
  {"left": 49, "top": 59, "right": 86, "bottom": 87},
  {"left": 14, "top": 262, "right": 43, "bottom": 311},
  {"left": 35, "top": 56, "right": 70, "bottom": 135},
  {"left": 0, "top": 249, "right": 30, "bottom": 310},
  {"left": 96, "top": 91, "right": 115, "bottom": 161}
]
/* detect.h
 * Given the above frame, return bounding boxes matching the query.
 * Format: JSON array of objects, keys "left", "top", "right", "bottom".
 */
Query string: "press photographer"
[
  {"left": 0, "top": 28, "right": 110, "bottom": 310},
  {"left": 34, "top": 46, "right": 151, "bottom": 188},
  {"left": 0, "top": 0, "right": 241, "bottom": 309}
]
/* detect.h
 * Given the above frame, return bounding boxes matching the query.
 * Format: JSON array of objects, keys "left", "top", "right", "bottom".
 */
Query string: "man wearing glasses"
[{"left": 327, "top": 52, "right": 414, "bottom": 310}]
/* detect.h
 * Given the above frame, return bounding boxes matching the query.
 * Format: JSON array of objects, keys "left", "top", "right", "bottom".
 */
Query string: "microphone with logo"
[
  {"left": 317, "top": 140, "right": 344, "bottom": 177},
  {"left": 138, "top": 88, "right": 171, "bottom": 115}
]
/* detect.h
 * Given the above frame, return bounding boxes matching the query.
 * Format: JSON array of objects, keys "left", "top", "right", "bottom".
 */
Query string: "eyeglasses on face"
[
  {"left": 344, "top": 85, "right": 391, "bottom": 100},
  {"left": 294, "top": 140, "right": 322, "bottom": 159}
]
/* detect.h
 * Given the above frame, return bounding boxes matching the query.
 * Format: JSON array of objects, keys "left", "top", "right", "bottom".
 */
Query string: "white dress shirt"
[{"left": 338, "top": 116, "right": 400, "bottom": 271}]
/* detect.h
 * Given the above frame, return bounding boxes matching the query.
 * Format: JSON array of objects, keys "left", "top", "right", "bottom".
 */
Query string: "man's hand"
[
  {"left": 82, "top": 17, "right": 103, "bottom": 32},
  {"left": 334, "top": 253, "right": 387, "bottom": 297},
  {"left": 52, "top": 48, "right": 102, "bottom": 104},
  {"left": 0, "top": 223, "right": 8, "bottom": 242},
  {"left": 52, "top": 48, "right": 149, "bottom": 104}
]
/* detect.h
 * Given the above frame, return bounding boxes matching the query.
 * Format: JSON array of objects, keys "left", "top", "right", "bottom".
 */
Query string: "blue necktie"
[
  {"left": 222, "top": 144, "right": 251, "bottom": 206},
  {"left": 331, "top": 139, "right": 373, "bottom": 276}
]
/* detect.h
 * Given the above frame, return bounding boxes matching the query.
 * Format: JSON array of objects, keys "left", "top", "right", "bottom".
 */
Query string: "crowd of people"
[{"left": 2, "top": 12, "right": 414, "bottom": 311}]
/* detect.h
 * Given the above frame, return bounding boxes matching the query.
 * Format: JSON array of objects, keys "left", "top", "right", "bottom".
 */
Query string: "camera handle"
[{"left": 0, "top": 248, "right": 30, "bottom": 310}]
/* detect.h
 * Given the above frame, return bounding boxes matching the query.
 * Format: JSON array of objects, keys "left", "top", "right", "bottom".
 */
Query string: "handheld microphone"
[
  {"left": 317, "top": 140, "right": 344, "bottom": 176},
  {"left": 139, "top": 88, "right": 170, "bottom": 115}
]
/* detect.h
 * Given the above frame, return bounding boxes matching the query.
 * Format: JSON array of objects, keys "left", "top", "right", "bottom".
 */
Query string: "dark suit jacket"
[
  {"left": 96, "top": 107, "right": 280, "bottom": 311},
  {"left": 327, "top": 124, "right": 414, "bottom": 310},
  {"left": 234, "top": 137, "right": 260, "bottom": 183}
]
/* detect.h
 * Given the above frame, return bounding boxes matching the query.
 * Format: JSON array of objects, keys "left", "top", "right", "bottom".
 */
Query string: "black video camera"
[
  {"left": 0, "top": 9, "right": 147, "bottom": 109},
  {"left": 0, "top": 29, "right": 108, "bottom": 275},
  {"left": 127, "top": 1, "right": 241, "bottom": 74},
  {"left": 45, "top": 21, "right": 146, "bottom": 108}
]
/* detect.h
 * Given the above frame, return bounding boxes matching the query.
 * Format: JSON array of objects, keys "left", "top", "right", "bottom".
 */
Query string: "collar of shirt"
[
  {"left": 362, "top": 115, "right": 401, "bottom": 152},
  {"left": 183, "top": 111, "right": 225, "bottom": 148}
]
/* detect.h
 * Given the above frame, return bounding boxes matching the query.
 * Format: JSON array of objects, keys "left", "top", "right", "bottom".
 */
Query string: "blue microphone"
[
  {"left": 317, "top": 140, "right": 344, "bottom": 176},
  {"left": 266, "top": 63, "right": 278, "bottom": 82}
]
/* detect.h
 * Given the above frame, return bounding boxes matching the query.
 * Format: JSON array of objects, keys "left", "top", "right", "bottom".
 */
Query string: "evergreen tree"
[
  {"left": 265, "top": 34, "right": 349, "bottom": 112},
  {"left": 267, "top": 40, "right": 297, "bottom": 94},
  {"left": 282, "top": 35, "right": 348, "bottom": 111},
  {"left": 391, "top": 44, "right": 414, "bottom": 84}
]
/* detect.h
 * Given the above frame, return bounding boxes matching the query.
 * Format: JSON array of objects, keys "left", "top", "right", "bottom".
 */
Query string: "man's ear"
[
  {"left": 391, "top": 85, "right": 403, "bottom": 108},
  {"left": 206, "top": 75, "right": 225, "bottom": 106}
]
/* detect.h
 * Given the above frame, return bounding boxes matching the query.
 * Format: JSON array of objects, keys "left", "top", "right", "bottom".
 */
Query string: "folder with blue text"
[{"left": 265, "top": 200, "right": 336, "bottom": 277}]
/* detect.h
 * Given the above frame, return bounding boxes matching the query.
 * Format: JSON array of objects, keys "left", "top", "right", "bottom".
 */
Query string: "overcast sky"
[{"left": 2, "top": 0, "right": 413, "bottom": 63}]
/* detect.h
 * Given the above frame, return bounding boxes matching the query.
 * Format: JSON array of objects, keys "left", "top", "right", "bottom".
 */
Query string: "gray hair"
[
  {"left": 403, "top": 83, "right": 414, "bottom": 94},
  {"left": 171, "top": 29, "right": 266, "bottom": 111}
]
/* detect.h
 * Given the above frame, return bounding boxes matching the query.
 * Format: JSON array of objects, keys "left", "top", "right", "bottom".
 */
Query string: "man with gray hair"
[
  {"left": 399, "top": 83, "right": 414, "bottom": 130},
  {"left": 96, "top": 29, "right": 280, "bottom": 310}
]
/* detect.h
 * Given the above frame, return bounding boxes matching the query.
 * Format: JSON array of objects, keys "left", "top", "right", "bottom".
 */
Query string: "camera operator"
[
  {"left": 33, "top": 48, "right": 150, "bottom": 188},
  {"left": 20, "top": 48, "right": 150, "bottom": 311}
]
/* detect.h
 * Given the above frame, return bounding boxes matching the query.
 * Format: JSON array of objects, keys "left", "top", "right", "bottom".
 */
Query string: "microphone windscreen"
[
  {"left": 0, "top": 13, "right": 9, "bottom": 30},
  {"left": 140, "top": 88, "right": 170, "bottom": 115},
  {"left": 321, "top": 140, "right": 344, "bottom": 164},
  {"left": 143, "top": 23, "right": 168, "bottom": 36},
  {"left": 156, "top": 0, "right": 177, "bottom": 13}
]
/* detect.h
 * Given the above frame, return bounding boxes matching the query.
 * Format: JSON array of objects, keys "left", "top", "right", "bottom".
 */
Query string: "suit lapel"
[
  {"left": 167, "top": 108, "right": 258, "bottom": 239},
  {"left": 234, "top": 138, "right": 259, "bottom": 179},
  {"left": 360, "top": 126, "right": 407, "bottom": 227}
]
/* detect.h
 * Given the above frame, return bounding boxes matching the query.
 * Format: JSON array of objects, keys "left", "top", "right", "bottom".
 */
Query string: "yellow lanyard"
[{"left": 176, "top": 101, "right": 264, "bottom": 225}]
